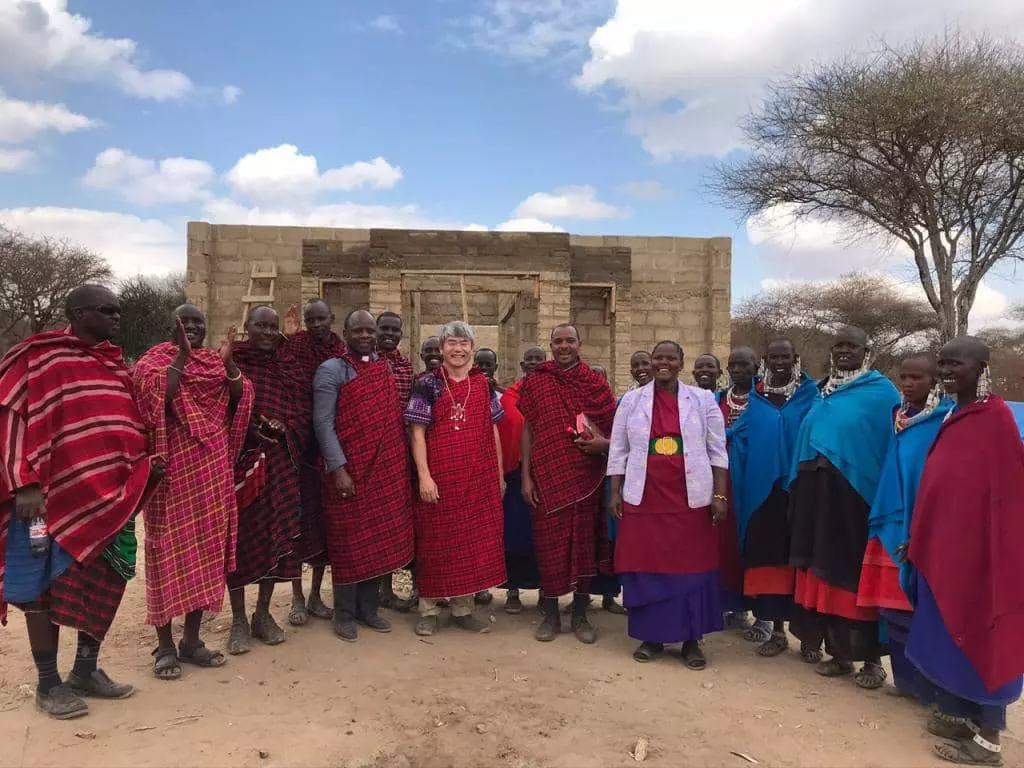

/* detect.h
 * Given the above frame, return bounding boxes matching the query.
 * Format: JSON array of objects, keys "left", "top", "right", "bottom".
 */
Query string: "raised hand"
[
  {"left": 219, "top": 325, "right": 237, "bottom": 364},
  {"left": 172, "top": 316, "right": 192, "bottom": 358},
  {"left": 283, "top": 305, "right": 301, "bottom": 337}
]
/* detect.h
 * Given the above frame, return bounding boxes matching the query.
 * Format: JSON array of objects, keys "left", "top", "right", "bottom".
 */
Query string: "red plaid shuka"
[
  {"left": 36, "top": 556, "right": 127, "bottom": 641},
  {"left": 321, "top": 354, "right": 413, "bottom": 585},
  {"left": 518, "top": 360, "right": 616, "bottom": 514},
  {"left": 0, "top": 329, "right": 154, "bottom": 626},
  {"left": 519, "top": 361, "right": 616, "bottom": 596},
  {"left": 228, "top": 342, "right": 303, "bottom": 588},
  {"left": 382, "top": 349, "right": 414, "bottom": 411},
  {"left": 133, "top": 343, "right": 254, "bottom": 627},
  {"left": 408, "top": 369, "right": 506, "bottom": 598},
  {"left": 281, "top": 330, "right": 346, "bottom": 566}
]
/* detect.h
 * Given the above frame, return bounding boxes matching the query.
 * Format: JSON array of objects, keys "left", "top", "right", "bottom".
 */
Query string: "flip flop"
[
  {"left": 744, "top": 620, "right": 773, "bottom": 643},
  {"left": 306, "top": 599, "right": 333, "bottom": 620},
  {"left": 854, "top": 662, "right": 887, "bottom": 690},
  {"left": 756, "top": 632, "right": 789, "bottom": 658},
  {"left": 934, "top": 735, "right": 1004, "bottom": 766},
  {"left": 815, "top": 659, "right": 854, "bottom": 678},
  {"left": 928, "top": 713, "right": 976, "bottom": 741},
  {"left": 680, "top": 642, "right": 707, "bottom": 670},
  {"left": 178, "top": 641, "right": 227, "bottom": 668},
  {"left": 632, "top": 642, "right": 664, "bottom": 663},
  {"left": 152, "top": 647, "right": 182, "bottom": 681},
  {"left": 287, "top": 602, "right": 309, "bottom": 627},
  {"left": 799, "top": 642, "right": 824, "bottom": 664},
  {"left": 227, "top": 619, "right": 251, "bottom": 655}
]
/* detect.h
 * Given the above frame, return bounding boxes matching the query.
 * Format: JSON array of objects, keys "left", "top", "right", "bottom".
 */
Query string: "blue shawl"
[
  {"left": 787, "top": 370, "right": 900, "bottom": 505},
  {"left": 728, "top": 372, "right": 819, "bottom": 553}
]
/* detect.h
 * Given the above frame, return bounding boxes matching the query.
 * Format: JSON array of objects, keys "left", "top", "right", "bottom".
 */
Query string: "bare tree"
[
  {"left": 732, "top": 273, "right": 939, "bottom": 376},
  {"left": 0, "top": 227, "right": 112, "bottom": 348},
  {"left": 118, "top": 272, "right": 187, "bottom": 362},
  {"left": 710, "top": 32, "right": 1024, "bottom": 342}
]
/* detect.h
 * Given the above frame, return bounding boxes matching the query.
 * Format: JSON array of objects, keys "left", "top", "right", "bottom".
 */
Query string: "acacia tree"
[
  {"left": 118, "top": 272, "right": 187, "bottom": 361},
  {"left": 731, "top": 273, "right": 939, "bottom": 376},
  {"left": 0, "top": 227, "right": 112, "bottom": 345},
  {"left": 711, "top": 32, "right": 1024, "bottom": 341}
]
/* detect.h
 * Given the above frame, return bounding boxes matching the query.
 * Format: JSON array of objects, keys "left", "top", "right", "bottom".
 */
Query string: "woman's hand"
[
  {"left": 419, "top": 474, "right": 440, "bottom": 504},
  {"left": 710, "top": 496, "right": 728, "bottom": 525}
]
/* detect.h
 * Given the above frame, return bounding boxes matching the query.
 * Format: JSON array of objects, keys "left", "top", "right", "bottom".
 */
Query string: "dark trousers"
[{"left": 335, "top": 576, "right": 383, "bottom": 620}]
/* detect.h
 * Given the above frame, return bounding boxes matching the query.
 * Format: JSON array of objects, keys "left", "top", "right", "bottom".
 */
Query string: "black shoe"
[
  {"left": 452, "top": 614, "right": 491, "bottom": 633},
  {"left": 66, "top": 669, "right": 135, "bottom": 699},
  {"left": 572, "top": 614, "right": 597, "bottom": 644},
  {"left": 333, "top": 614, "right": 358, "bottom": 642},
  {"left": 358, "top": 613, "right": 392, "bottom": 633},
  {"left": 504, "top": 590, "right": 524, "bottom": 614},
  {"left": 36, "top": 683, "right": 88, "bottom": 720},
  {"left": 535, "top": 613, "right": 561, "bottom": 642}
]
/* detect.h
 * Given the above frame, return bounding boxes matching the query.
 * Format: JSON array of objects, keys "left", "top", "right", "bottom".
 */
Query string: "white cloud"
[
  {"left": 455, "top": 0, "right": 614, "bottom": 61},
  {"left": 0, "top": 206, "right": 183, "bottom": 275},
  {"left": 82, "top": 148, "right": 215, "bottom": 205},
  {"left": 224, "top": 145, "right": 402, "bottom": 204},
  {"left": 0, "top": 148, "right": 36, "bottom": 172},
  {"left": 0, "top": 92, "right": 95, "bottom": 143},
  {"left": 203, "top": 198, "right": 483, "bottom": 231},
  {"left": 750, "top": 205, "right": 1013, "bottom": 330},
  {"left": 496, "top": 217, "right": 563, "bottom": 232},
  {"left": 622, "top": 180, "right": 670, "bottom": 200},
  {"left": 0, "top": 0, "right": 193, "bottom": 100},
  {"left": 513, "top": 185, "right": 627, "bottom": 221},
  {"left": 369, "top": 15, "right": 403, "bottom": 35},
  {"left": 221, "top": 85, "right": 242, "bottom": 104},
  {"left": 575, "top": 0, "right": 1024, "bottom": 159}
]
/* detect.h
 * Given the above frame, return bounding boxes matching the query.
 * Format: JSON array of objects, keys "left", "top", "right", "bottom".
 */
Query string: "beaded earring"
[{"left": 977, "top": 363, "right": 993, "bottom": 401}]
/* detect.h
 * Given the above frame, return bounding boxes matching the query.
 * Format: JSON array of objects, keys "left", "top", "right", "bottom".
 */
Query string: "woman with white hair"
[{"left": 405, "top": 321, "right": 507, "bottom": 637}]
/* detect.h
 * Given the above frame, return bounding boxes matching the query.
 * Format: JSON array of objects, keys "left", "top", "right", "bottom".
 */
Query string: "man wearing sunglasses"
[{"left": 0, "top": 284, "right": 165, "bottom": 720}]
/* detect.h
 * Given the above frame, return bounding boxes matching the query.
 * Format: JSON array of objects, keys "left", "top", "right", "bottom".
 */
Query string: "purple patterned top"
[{"left": 405, "top": 372, "right": 504, "bottom": 426}]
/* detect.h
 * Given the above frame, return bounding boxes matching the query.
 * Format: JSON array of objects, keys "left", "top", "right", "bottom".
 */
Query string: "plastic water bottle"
[{"left": 28, "top": 515, "right": 50, "bottom": 558}]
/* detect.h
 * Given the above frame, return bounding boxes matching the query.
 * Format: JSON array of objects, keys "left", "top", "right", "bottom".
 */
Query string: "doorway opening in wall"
[{"left": 401, "top": 270, "right": 539, "bottom": 385}]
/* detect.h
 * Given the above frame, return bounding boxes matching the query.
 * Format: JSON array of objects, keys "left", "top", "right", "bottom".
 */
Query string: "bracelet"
[
  {"left": 712, "top": 494, "right": 728, "bottom": 503},
  {"left": 226, "top": 370, "right": 242, "bottom": 382}
]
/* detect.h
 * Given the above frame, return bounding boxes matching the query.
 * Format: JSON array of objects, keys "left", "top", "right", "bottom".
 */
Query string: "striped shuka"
[
  {"left": 281, "top": 330, "right": 345, "bottom": 566},
  {"left": 382, "top": 349, "right": 414, "bottom": 412},
  {"left": 321, "top": 354, "right": 413, "bottom": 585},
  {"left": 0, "top": 328, "right": 154, "bottom": 637},
  {"left": 133, "top": 343, "right": 254, "bottom": 627},
  {"left": 228, "top": 342, "right": 303, "bottom": 588},
  {"left": 518, "top": 360, "right": 617, "bottom": 596}
]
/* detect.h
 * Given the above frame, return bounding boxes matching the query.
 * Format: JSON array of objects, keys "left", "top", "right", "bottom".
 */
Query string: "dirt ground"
[{"left": 1, "top": 558, "right": 1020, "bottom": 768}]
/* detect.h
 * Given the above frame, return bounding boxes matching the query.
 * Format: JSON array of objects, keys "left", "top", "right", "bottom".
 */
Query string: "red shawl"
[
  {"left": 498, "top": 380, "right": 525, "bottom": 474},
  {"left": 518, "top": 361, "right": 616, "bottom": 515},
  {"left": 321, "top": 354, "right": 413, "bottom": 584},
  {"left": 909, "top": 396, "right": 1024, "bottom": 691},
  {"left": 0, "top": 329, "right": 153, "bottom": 621},
  {"left": 281, "top": 331, "right": 346, "bottom": 448},
  {"left": 132, "top": 343, "right": 254, "bottom": 626},
  {"left": 382, "top": 349, "right": 414, "bottom": 411}
]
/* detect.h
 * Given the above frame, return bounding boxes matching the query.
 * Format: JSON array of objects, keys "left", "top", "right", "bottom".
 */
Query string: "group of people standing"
[{"left": 0, "top": 284, "right": 1020, "bottom": 767}]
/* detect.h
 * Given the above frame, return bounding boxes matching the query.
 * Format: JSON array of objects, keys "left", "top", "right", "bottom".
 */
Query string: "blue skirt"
[
  {"left": 622, "top": 571, "right": 723, "bottom": 644},
  {"left": 3, "top": 518, "right": 74, "bottom": 604},
  {"left": 906, "top": 571, "right": 1022, "bottom": 730}
]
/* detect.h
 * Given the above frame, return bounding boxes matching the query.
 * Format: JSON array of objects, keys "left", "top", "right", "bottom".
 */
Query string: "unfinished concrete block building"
[{"left": 185, "top": 223, "right": 731, "bottom": 394}]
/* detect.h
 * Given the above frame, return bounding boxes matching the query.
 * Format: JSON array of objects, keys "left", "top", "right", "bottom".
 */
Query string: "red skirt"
[
  {"left": 856, "top": 538, "right": 912, "bottom": 611},
  {"left": 794, "top": 569, "right": 878, "bottom": 623}
]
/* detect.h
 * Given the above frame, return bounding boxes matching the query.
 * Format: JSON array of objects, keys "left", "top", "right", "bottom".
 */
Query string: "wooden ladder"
[{"left": 240, "top": 261, "right": 278, "bottom": 332}]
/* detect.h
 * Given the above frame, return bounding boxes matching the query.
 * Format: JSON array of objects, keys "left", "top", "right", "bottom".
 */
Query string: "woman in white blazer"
[{"left": 607, "top": 340, "right": 730, "bottom": 670}]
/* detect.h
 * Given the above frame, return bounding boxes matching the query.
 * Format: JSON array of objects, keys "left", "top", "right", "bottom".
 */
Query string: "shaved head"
[
  {"left": 941, "top": 335, "right": 990, "bottom": 364},
  {"left": 835, "top": 325, "right": 868, "bottom": 346},
  {"left": 65, "top": 284, "right": 115, "bottom": 318}
]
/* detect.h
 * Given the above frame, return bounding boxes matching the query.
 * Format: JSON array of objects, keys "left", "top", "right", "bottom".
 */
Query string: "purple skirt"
[{"left": 621, "top": 571, "right": 723, "bottom": 644}]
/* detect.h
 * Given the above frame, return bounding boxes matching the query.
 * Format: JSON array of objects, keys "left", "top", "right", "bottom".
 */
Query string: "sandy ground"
[{"left": 1, "top": 559, "right": 1020, "bottom": 768}]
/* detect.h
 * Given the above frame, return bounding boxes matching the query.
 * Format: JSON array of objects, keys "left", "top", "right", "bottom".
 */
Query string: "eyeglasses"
[{"left": 80, "top": 304, "right": 121, "bottom": 316}]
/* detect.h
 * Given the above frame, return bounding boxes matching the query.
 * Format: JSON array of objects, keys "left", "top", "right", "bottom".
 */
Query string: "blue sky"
[{"left": 1, "top": 0, "right": 1022, "bottom": 325}]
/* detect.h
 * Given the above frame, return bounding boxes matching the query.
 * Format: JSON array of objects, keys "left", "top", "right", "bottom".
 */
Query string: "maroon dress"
[{"left": 615, "top": 387, "right": 724, "bottom": 643}]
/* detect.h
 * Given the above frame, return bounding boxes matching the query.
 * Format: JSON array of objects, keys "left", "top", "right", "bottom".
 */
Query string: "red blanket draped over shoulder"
[
  {"left": 281, "top": 330, "right": 346, "bottom": 445},
  {"left": 0, "top": 329, "right": 152, "bottom": 622},
  {"left": 321, "top": 354, "right": 413, "bottom": 584},
  {"left": 498, "top": 380, "right": 525, "bottom": 474},
  {"left": 132, "top": 343, "right": 254, "bottom": 627},
  {"left": 518, "top": 361, "right": 616, "bottom": 514},
  {"left": 382, "top": 349, "right": 414, "bottom": 411},
  {"left": 228, "top": 342, "right": 303, "bottom": 587},
  {"left": 909, "top": 396, "right": 1024, "bottom": 691}
]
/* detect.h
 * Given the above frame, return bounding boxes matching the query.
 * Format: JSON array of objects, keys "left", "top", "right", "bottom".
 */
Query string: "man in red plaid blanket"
[
  {"left": 519, "top": 323, "right": 617, "bottom": 645},
  {"left": 133, "top": 305, "right": 254, "bottom": 681},
  {"left": 313, "top": 310, "right": 414, "bottom": 641},
  {"left": 406, "top": 321, "right": 507, "bottom": 637},
  {"left": 280, "top": 300, "right": 345, "bottom": 628},
  {"left": 377, "top": 311, "right": 414, "bottom": 410},
  {"left": 226, "top": 306, "right": 303, "bottom": 655},
  {"left": 0, "top": 285, "right": 165, "bottom": 720}
]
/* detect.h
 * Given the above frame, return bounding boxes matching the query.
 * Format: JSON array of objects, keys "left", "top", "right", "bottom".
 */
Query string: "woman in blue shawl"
[
  {"left": 787, "top": 326, "right": 900, "bottom": 690},
  {"left": 729, "top": 337, "right": 819, "bottom": 658},
  {"left": 855, "top": 353, "right": 951, "bottom": 698}
]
